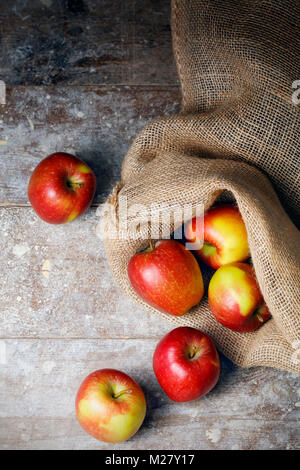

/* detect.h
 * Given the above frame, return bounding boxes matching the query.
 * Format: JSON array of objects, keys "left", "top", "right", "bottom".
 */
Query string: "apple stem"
[
  {"left": 113, "top": 389, "right": 132, "bottom": 399},
  {"left": 66, "top": 178, "right": 84, "bottom": 190},
  {"left": 254, "top": 306, "right": 265, "bottom": 322},
  {"left": 143, "top": 239, "right": 155, "bottom": 253},
  {"left": 189, "top": 346, "right": 197, "bottom": 359},
  {"left": 69, "top": 181, "right": 84, "bottom": 189},
  {"left": 203, "top": 241, "right": 215, "bottom": 248}
]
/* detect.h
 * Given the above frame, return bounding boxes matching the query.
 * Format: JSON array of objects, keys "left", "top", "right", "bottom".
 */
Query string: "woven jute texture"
[{"left": 101, "top": 0, "right": 300, "bottom": 373}]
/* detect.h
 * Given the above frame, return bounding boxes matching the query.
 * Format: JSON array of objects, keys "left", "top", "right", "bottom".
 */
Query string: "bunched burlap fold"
[{"left": 101, "top": 0, "right": 300, "bottom": 373}]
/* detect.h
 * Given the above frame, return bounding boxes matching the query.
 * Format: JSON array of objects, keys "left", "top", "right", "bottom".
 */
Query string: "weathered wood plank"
[
  {"left": 0, "top": 0, "right": 178, "bottom": 86},
  {"left": 0, "top": 339, "right": 298, "bottom": 450},
  {"left": 1, "top": 1, "right": 296, "bottom": 452},
  {"left": 0, "top": 85, "right": 180, "bottom": 204},
  {"left": 0, "top": 207, "right": 171, "bottom": 339},
  {"left": 1, "top": 206, "right": 298, "bottom": 449}
]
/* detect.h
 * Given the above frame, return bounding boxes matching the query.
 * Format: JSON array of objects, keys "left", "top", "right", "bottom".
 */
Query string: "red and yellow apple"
[
  {"left": 128, "top": 240, "right": 204, "bottom": 316},
  {"left": 208, "top": 262, "right": 271, "bottom": 332},
  {"left": 75, "top": 369, "right": 146, "bottom": 443},
  {"left": 153, "top": 327, "right": 220, "bottom": 402},
  {"left": 28, "top": 152, "right": 96, "bottom": 224},
  {"left": 185, "top": 205, "right": 250, "bottom": 269}
]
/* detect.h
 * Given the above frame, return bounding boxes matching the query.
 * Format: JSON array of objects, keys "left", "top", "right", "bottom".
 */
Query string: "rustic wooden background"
[{"left": 0, "top": 0, "right": 299, "bottom": 450}]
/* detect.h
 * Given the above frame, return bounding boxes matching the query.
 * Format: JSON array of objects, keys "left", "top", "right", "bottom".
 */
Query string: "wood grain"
[
  {"left": 0, "top": 0, "right": 178, "bottom": 86},
  {"left": 0, "top": 339, "right": 298, "bottom": 450},
  {"left": 0, "top": 10, "right": 298, "bottom": 447},
  {"left": 0, "top": 207, "right": 299, "bottom": 449},
  {"left": 0, "top": 85, "right": 180, "bottom": 205},
  {"left": 0, "top": 207, "right": 171, "bottom": 339}
]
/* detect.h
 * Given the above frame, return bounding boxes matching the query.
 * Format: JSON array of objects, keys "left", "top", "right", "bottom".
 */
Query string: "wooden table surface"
[{"left": 0, "top": 0, "right": 299, "bottom": 450}]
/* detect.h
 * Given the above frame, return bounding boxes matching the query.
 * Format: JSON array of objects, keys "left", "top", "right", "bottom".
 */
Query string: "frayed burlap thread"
[{"left": 101, "top": 0, "right": 300, "bottom": 373}]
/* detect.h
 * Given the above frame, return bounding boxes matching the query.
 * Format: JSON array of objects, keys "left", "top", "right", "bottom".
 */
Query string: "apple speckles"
[{"left": 12, "top": 243, "right": 30, "bottom": 258}]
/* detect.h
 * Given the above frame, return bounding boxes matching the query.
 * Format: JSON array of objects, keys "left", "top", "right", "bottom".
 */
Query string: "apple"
[
  {"left": 28, "top": 152, "right": 96, "bottom": 224},
  {"left": 185, "top": 205, "right": 250, "bottom": 269},
  {"left": 128, "top": 240, "right": 204, "bottom": 316},
  {"left": 208, "top": 262, "right": 271, "bottom": 332},
  {"left": 75, "top": 369, "right": 146, "bottom": 443},
  {"left": 153, "top": 327, "right": 220, "bottom": 402}
]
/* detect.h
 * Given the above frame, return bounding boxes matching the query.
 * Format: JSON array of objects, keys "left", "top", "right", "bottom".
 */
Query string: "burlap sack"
[{"left": 100, "top": 0, "right": 300, "bottom": 373}]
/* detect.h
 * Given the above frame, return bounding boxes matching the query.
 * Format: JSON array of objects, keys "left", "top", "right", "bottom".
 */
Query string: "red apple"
[
  {"left": 208, "top": 262, "right": 271, "bottom": 332},
  {"left": 185, "top": 205, "right": 250, "bottom": 269},
  {"left": 153, "top": 327, "right": 220, "bottom": 402},
  {"left": 28, "top": 152, "right": 96, "bottom": 224},
  {"left": 75, "top": 369, "right": 146, "bottom": 443},
  {"left": 128, "top": 240, "right": 204, "bottom": 316}
]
